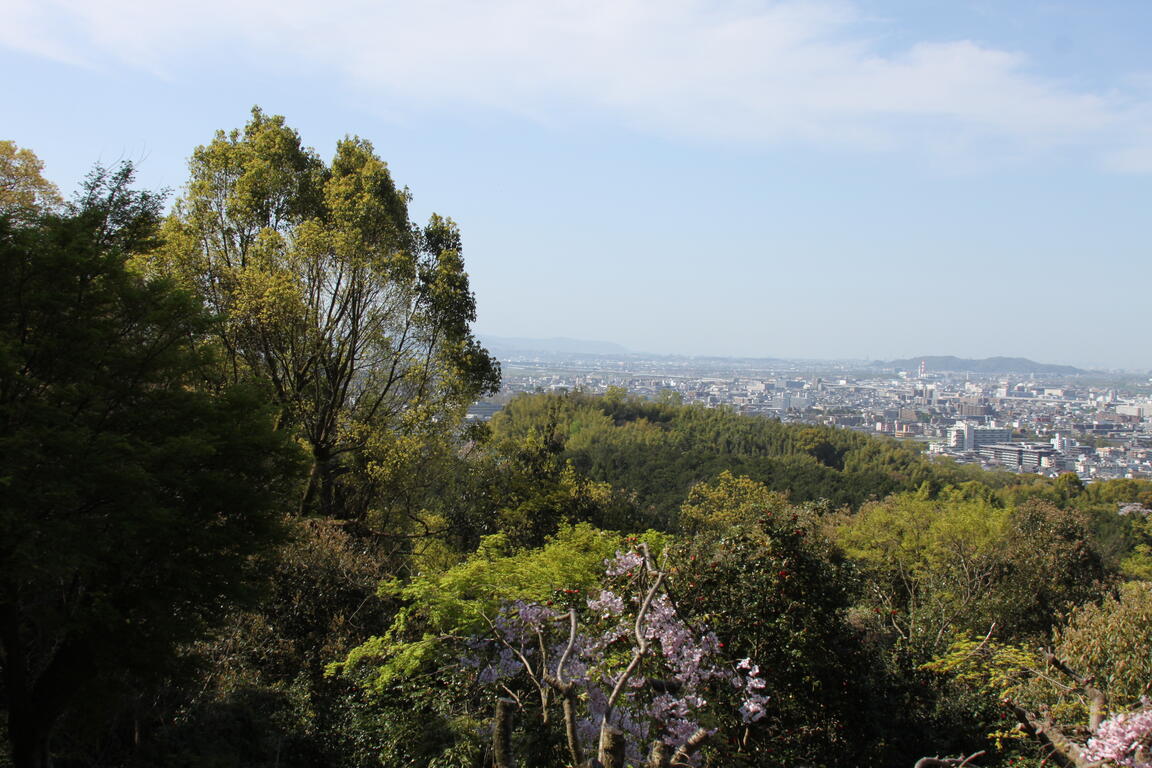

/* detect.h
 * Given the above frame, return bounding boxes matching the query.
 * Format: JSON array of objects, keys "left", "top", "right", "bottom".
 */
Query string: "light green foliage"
[
  {"left": 489, "top": 461, "right": 629, "bottom": 546},
  {"left": 833, "top": 492, "right": 1010, "bottom": 654},
  {"left": 836, "top": 492, "right": 1008, "bottom": 572},
  {"left": 333, "top": 523, "right": 659, "bottom": 689},
  {"left": 487, "top": 390, "right": 1031, "bottom": 524},
  {"left": 1051, "top": 478, "right": 1152, "bottom": 576},
  {"left": 137, "top": 108, "right": 498, "bottom": 517},
  {"left": 1078, "top": 478, "right": 1152, "bottom": 507},
  {"left": 1119, "top": 512, "right": 1152, "bottom": 580},
  {"left": 678, "top": 469, "right": 790, "bottom": 533},
  {"left": 0, "top": 140, "right": 62, "bottom": 221},
  {"left": 833, "top": 494, "right": 1109, "bottom": 657},
  {"left": 923, "top": 635, "right": 1045, "bottom": 751},
  {"left": 926, "top": 583, "right": 1152, "bottom": 759},
  {"left": 924, "top": 634, "right": 1043, "bottom": 701},
  {"left": 480, "top": 400, "right": 645, "bottom": 544}
]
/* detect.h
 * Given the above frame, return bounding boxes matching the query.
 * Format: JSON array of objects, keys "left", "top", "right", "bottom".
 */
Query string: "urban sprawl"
[{"left": 469, "top": 353, "right": 1152, "bottom": 482}]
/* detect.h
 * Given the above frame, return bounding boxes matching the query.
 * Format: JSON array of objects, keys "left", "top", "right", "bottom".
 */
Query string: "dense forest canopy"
[{"left": 2, "top": 116, "right": 1151, "bottom": 768}]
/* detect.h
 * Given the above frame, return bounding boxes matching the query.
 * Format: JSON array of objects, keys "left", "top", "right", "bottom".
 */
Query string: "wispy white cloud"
[
  {"left": 1, "top": 0, "right": 91, "bottom": 65},
  {"left": 5, "top": 0, "right": 1151, "bottom": 169}
]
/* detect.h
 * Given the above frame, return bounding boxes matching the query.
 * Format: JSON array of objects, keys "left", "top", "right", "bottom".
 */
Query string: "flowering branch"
[
  {"left": 466, "top": 544, "right": 769, "bottom": 767},
  {"left": 602, "top": 543, "right": 665, "bottom": 753},
  {"left": 482, "top": 611, "right": 550, "bottom": 721},
  {"left": 542, "top": 610, "right": 583, "bottom": 766}
]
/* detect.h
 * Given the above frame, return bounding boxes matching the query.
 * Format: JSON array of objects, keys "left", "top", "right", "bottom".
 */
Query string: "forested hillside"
[{"left": 3, "top": 120, "right": 1151, "bottom": 768}]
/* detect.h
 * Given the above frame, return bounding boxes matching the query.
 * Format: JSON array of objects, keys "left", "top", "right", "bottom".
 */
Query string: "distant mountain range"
[
  {"left": 480, "top": 336, "right": 631, "bottom": 356},
  {"left": 478, "top": 338, "right": 1095, "bottom": 373},
  {"left": 875, "top": 356, "right": 1087, "bottom": 375}
]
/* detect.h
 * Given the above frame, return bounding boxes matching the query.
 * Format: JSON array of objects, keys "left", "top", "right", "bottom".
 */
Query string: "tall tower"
[{"left": 919, "top": 359, "right": 927, "bottom": 379}]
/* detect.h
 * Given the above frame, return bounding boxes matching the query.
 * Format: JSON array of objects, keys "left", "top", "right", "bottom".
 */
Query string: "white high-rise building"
[{"left": 947, "top": 421, "right": 1012, "bottom": 452}]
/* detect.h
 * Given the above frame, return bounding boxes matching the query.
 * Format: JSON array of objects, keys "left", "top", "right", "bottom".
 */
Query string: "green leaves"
[
  {"left": 1053, "top": 581, "right": 1152, "bottom": 707},
  {"left": 332, "top": 523, "right": 627, "bottom": 688},
  {"left": 140, "top": 108, "right": 498, "bottom": 519},
  {"left": 0, "top": 164, "right": 301, "bottom": 764},
  {"left": 0, "top": 140, "right": 62, "bottom": 222}
]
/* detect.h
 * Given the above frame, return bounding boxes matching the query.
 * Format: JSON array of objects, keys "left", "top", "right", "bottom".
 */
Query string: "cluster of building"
[{"left": 474, "top": 352, "right": 1152, "bottom": 482}]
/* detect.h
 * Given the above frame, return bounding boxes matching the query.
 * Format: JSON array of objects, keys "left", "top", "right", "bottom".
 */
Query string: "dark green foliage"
[
  {"left": 0, "top": 165, "right": 300, "bottom": 767},
  {"left": 670, "top": 484, "right": 877, "bottom": 767},
  {"left": 488, "top": 391, "right": 956, "bottom": 521},
  {"left": 326, "top": 676, "right": 484, "bottom": 768},
  {"left": 127, "top": 516, "right": 401, "bottom": 768},
  {"left": 991, "top": 501, "right": 1112, "bottom": 639}
]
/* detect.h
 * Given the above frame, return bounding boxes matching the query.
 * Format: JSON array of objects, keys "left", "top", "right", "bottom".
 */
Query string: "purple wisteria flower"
[
  {"left": 587, "top": 589, "right": 626, "bottom": 617},
  {"left": 462, "top": 548, "right": 769, "bottom": 764},
  {"left": 605, "top": 550, "right": 645, "bottom": 578}
]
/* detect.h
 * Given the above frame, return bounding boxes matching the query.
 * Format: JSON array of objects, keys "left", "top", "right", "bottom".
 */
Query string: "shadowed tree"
[{"left": 0, "top": 164, "right": 299, "bottom": 768}]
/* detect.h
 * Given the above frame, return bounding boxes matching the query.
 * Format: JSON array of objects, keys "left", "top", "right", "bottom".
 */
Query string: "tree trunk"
[
  {"left": 562, "top": 692, "right": 583, "bottom": 766},
  {"left": 493, "top": 698, "right": 516, "bottom": 768},
  {"left": 2, "top": 616, "right": 94, "bottom": 768},
  {"left": 1, "top": 607, "right": 53, "bottom": 768},
  {"left": 598, "top": 726, "right": 627, "bottom": 768},
  {"left": 299, "top": 445, "right": 338, "bottom": 517}
]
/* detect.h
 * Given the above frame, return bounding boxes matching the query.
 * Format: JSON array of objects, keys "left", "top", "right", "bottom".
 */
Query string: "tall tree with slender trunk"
[{"left": 141, "top": 108, "right": 499, "bottom": 519}]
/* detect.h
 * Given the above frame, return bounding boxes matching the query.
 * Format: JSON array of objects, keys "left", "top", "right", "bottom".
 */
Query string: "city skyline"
[
  {"left": 4, "top": 0, "right": 1151, "bottom": 368},
  {"left": 480, "top": 349, "right": 1152, "bottom": 481}
]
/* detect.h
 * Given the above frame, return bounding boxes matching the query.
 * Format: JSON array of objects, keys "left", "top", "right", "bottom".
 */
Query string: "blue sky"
[{"left": 3, "top": 0, "right": 1150, "bottom": 369}]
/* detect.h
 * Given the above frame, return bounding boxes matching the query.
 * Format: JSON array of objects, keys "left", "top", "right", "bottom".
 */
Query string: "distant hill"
[
  {"left": 876, "top": 356, "right": 1086, "bottom": 375},
  {"left": 481, "top": 336, "right": 631, "bottom": 356}
]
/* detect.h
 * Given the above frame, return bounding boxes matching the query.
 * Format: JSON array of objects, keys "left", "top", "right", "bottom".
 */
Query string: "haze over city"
[{"left": 4, "top": 0, "right": 1150, "bottom": 369}]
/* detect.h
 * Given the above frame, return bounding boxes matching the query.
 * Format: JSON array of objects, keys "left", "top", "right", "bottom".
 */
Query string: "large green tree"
[
  {"left": 141, "top": 108, "right": 499, "bottom": 518},
  {"left": 0, "top": 164, "right": 298, "bottom": 768}
]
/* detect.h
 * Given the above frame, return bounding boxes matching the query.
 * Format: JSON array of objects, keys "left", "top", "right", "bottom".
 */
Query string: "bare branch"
[
  {"left": 481, "top": 613, "right": 549, "bottom": 721},
  {"left": 541, "top": 610, "right": 583, "bottom": 766}
]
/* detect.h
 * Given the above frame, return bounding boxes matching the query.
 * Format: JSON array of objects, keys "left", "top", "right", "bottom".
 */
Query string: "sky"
[{"left": 3, "top": 0, "right": 1151, "bottom": 370}]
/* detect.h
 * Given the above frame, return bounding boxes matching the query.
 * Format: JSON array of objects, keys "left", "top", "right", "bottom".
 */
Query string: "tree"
[
  {"left": 676, "top": 469, "right": 790, "bottom": 533},
  {"left": 468, "top": 546, "right": 769, "bottom": 768},
  {"left": 0, "top": 141, "right": 62, "bottom": 222},
  {"left": 1051, "top": 580, "right": 1152, "bottom": 711},
  {"left": 332, "top": 523, "right": 630, "bottom": 766},
  {"left": 140, "top": 108, "right": 498, "bottom": 518},
  {"left": 673, "top": 475, "right": 874, "bottom": 766},
  {"left": 927, "top": 583, "right": 1152, "bottom": 767},
  {"left": 0, "top": 164, "right": 298, "bottom": 767},
  {"left": 990, "top": 501, "right": 1111, "bottom": 639},
  {"left": 832, "top": 493, "right": 1010, "bottom": 658}
]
